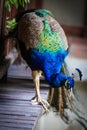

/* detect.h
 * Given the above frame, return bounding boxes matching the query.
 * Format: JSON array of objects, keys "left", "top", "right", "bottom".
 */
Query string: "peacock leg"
[
  {"left": 59, "top": 87, "right": 64, "bottom": 115},
  {"left": 49, "top": 88, "right": 54, "bottom": 105},
  {"left": 31, "top": 70, "right": 50, "bottom": 112},
  {"left": 64, "top": 88, "right": 73, "bottom": 109}
]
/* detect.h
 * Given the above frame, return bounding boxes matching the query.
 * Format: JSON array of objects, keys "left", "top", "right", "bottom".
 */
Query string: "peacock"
[{"left": 6, "top": 9, "right": 82, "bottom": 115}]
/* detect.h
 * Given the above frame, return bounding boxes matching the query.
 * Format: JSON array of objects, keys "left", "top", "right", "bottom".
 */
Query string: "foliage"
[
  {"left": 5, "top": 0, "right": 30, "bottom": 33},
  {"left": 6, "top": 18, "right": 17, "bottom": 33},
  {"left": 5, "top": 0, "right": 30, "bottom": 12}
]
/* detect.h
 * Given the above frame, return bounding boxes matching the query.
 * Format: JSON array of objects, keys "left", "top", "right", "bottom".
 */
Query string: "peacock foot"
[{"left": 31, "top": 96, "right": 50, "bottom": 112}]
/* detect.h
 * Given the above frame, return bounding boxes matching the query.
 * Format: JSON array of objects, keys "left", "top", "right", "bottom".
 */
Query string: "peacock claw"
[
  {"left": 31, "top": 96, "right": 38, "bottom": 104},
  {"left": 31, "top": 96, "right": 50, "bottom": 112}
]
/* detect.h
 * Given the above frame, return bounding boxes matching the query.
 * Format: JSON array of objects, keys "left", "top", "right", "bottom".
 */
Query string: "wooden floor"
[{"left": 0, "top": 78, "right": 49, "bottom": 130}]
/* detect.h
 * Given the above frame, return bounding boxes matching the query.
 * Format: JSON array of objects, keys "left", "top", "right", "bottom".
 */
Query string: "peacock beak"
[{"left": 64, "top": 80, "right": 71, "bottom": 90}]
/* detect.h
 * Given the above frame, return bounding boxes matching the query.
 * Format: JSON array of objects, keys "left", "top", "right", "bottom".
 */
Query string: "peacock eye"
[
  {"left": 64, "top": 80, "right": 71, "bottom": 89},
  {"left": 65, "top": 80, "right": 68, "bottom": 86}
]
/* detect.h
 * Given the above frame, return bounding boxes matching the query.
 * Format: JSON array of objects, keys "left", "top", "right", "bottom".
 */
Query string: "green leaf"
[
  {"left": 25, "top": 0, "right": 30, "bottom": 3},
  {"left": 24, "top": 0, "right": 27, "bottom": 3},
  {"left": 27, "top": 0, "right": 30, "bottom": 3},
  {"left": 19, "top": 0, "right": 23, "bottom": 6},
  {"left": 22, "top": 0, "right": 24, "bottom": 7},
  {"left": 6, "top": 18, "right": 17, "bottom": 32},
  {"left": 5, "top": 0, "right": 30, "bottom": 12},
  {"left": 12, "top": 0, "right": 18, "bottom": 8},
  {"left": 7, "top": 0, "right": 18, "bottom": 9},
  {"left": 5, "top": 0, "right": 11, "bottom": 12},
  {"left": 19, "top": 0, "right": 30, "bottom": 7}
]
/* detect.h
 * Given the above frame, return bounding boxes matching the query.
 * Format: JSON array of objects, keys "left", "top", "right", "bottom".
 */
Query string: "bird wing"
[
  {"left": 37, "top": 20, "right": 66, "bottom": 53},
  {"left": 18, "top": 10, "right": 68, "bottom": 51}
]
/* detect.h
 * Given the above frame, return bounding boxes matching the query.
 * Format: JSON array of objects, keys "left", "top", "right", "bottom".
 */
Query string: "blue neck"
[
  {"left": 44, "top": 72, "right": 74, "bottom": 88},
  {"left": 49, "top": 73, "right": 67, "bottom": 88}
]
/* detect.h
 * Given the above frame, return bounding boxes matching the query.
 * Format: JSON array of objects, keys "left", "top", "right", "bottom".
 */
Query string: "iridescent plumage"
[
  {"left": 18, "top": 9, "right": 74, "bottom": 89},
  {"left": 18, "top": 9, "right": 75, "bottom": 112}
]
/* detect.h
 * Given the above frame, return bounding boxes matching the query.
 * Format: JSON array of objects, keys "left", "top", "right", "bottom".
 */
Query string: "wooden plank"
[
  {"left": 0, "top": 114, "right": 37, "bottom": 121},
  {"left": 0, "top": 105, "right": 41, "bottom": 113},
  {"left": 0, "top": 122, "right": 33, "bottom": 129},
  {"left": 0, "top": 78, "right": 49, "bottom": 130},
  {"left": 0, "top": 100, "right": 41, "bottom": 108},
  {"left": 0, "top": 86, "right": 49, "bottom": 94},
  {"left": 0, "top": 126, "right": 31, "bottom": 130}
]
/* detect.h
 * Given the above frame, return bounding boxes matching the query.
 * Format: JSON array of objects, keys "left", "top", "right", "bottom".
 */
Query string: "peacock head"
[
  {"left": 64, "top": 76, "right": 74, "bottom": 89},
  {"left": 50, "top": 73, "right": 74, "bottom": 90}
]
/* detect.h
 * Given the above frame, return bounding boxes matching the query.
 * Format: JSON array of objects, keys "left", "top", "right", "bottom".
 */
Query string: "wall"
[{"left": 43, "top": 0, "right": 85, "bottom": 26}]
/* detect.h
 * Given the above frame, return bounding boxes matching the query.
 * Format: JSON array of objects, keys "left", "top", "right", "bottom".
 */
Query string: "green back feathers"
[
  {"left": 35, "top": 9, "right": 53, "bottom": 17},
  {"left": 37, "top": 20, "right": 64, "bottom": 53}
]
